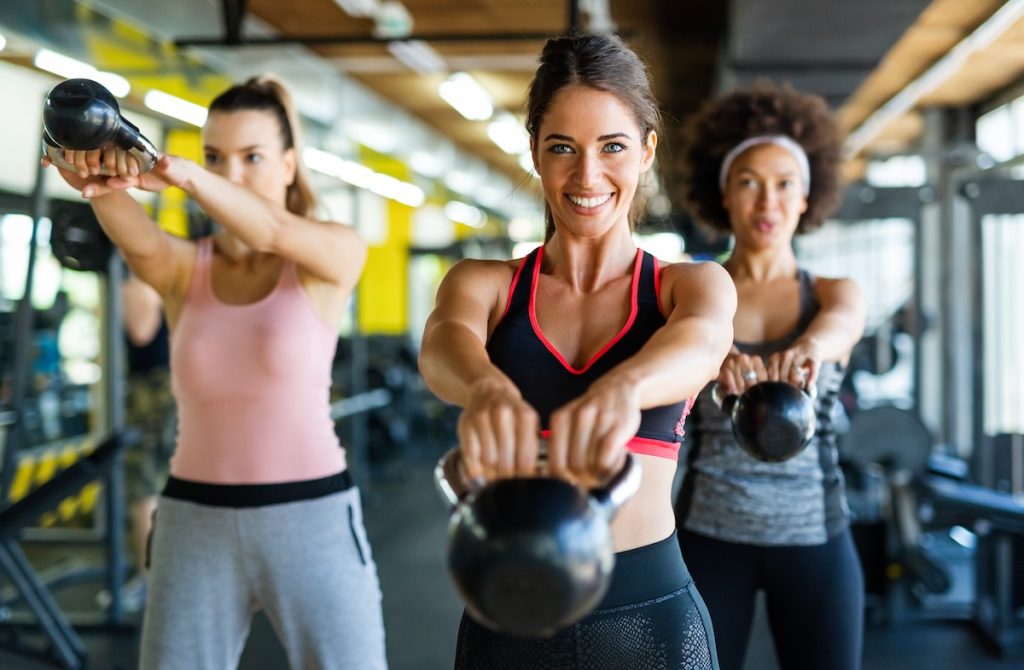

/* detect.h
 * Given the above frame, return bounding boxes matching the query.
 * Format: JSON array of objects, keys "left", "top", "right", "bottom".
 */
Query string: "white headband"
[{"left": 718, "top": 135, "right": 811, "bottom": 196}]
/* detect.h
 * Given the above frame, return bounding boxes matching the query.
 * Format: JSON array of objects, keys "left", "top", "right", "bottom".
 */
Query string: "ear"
[
  {"left": 639, "top": 131, "right": 657, "bottom": 173},
  {"left": 283, "top": 146, "right": 297, "bottom": 186},
  {"left": 799, "top": 194, "right": 809, "bottom": 215}
]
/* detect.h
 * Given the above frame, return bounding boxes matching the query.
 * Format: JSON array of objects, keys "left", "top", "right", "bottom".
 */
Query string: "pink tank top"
[{"left": 169, "top": 238, "right": 345, "bottom": 484}]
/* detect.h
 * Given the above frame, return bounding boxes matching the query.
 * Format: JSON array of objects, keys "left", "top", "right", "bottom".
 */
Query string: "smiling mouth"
[{"left": 567, "top": 193, "right": 613, "bottom": 209}]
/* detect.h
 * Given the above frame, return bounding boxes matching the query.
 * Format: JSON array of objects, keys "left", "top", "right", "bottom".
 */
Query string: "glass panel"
[{"left": 982, "top": 214, "right": 1024, "bottom": 435}]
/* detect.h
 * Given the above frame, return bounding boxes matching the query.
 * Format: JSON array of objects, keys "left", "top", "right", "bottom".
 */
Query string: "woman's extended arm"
[{"left": 419, "top": 260, "right": 541, "bottom": 481}]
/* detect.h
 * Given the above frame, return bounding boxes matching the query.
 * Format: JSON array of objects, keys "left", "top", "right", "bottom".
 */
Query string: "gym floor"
[{"left": 4, "top": 445, "right": 1022, "bottom": 670}]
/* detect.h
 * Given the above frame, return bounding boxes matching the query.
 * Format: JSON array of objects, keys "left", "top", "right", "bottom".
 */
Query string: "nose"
[
  {"left": 223, "top": 157, "right": 245, "bottom": 185},
  {"left": 576, "top": 151, "right": 601, "bottom": 188},
  {"left": 758, "top": 183, "right": 779, "bottom": 210}
]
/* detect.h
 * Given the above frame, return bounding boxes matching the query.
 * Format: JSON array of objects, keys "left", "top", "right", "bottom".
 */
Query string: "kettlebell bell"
[
  {"left": 713, "top": 381, "right": 817, "bottom": 462},
  {"left": 42, "top": 78, "right": 159, "bottom": 174},
  {"left": 434, "top": 448, "right": 641, "bottom": 638}
]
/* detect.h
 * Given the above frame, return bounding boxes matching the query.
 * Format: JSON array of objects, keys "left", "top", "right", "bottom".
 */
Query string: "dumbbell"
[
  {"left": 42, "top": 78, "right": 159, "bottom": 175},
  {"left": 713, "top": 381, "right": 817, "bottom": 462},
  {"left": 434, "top": 447, "right": 641, "bottom": 638}
]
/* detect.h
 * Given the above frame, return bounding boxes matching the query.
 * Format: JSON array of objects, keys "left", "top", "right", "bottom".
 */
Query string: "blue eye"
[
  {"left": 548, "top": 144, "right": 573, "bottom": 154},
  {"left": 603, "top": 142, "right": 625, "bottom": 153},
  {"left": 246, "top": 153, "right": 263, "bottom": 163}
]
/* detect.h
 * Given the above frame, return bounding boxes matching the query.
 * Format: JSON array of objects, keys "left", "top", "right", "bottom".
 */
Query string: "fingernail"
[{"left": 83, "top": 188, "right": 92, "bottom": 197}]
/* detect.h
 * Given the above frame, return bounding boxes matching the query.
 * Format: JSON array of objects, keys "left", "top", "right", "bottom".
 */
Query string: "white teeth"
[{"left": 568, "top": 194, "right": 612, "bottom": 208}]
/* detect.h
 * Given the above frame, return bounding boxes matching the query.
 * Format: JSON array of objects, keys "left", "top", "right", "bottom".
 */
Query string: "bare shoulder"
[
  {"left": 811, "top": 274, "right": 862, "bottom": 300},
  {"left": 657, "top": 259, "right": 735, "bottom": 318},
  {"left": 442, "top": 256, "right": 520, "bottom": 289},
  {"left": 661, "top": 258, "right": 732, "bottom": 292}
]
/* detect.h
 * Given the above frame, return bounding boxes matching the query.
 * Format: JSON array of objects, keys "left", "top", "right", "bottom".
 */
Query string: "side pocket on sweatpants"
[
  {"left": 347, "top": 504, "right": 368, "bottom": 566},
  {"left": 145, "top": 510, "right": 156, "bottom": 569}
]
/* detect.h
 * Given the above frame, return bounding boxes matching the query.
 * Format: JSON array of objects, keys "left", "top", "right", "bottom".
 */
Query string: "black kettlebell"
[
  {"left": 713, "top": 381, "right": 817, "bottom": 462},
  {"left": 434, "top": 448, "right": 641, "bottom": 638},
  {"left": 42, "top": 78, "right": 159, "bottom": 174}
]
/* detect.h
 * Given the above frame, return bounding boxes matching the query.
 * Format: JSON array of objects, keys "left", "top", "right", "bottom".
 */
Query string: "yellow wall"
[
  {"left": 156, "top": 128, "right": 202, "bottom": 238},
  {"left": 356, "top": 148, "right": 415, "bottom": 334},
  {"left": 358, "top": 200, "right": 412, "bottom": 334}
]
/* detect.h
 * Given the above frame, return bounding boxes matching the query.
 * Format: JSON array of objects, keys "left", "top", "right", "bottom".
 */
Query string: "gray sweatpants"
[{"left": 139, "top": 487, "right": 387, "bottom": 670}]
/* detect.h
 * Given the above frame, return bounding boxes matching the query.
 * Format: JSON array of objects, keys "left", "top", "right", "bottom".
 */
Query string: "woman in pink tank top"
[{"left": 45, "top": 77, "right": 387, "bottom": 669}]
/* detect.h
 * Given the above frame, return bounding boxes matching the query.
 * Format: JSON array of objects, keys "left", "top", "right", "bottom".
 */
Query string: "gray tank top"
[{"left": 676, "top": 269, "right": 849, "bottom": 546}]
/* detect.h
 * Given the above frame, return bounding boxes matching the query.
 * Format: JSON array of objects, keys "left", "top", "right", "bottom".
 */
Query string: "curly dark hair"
[{"left": 680, "top": 81, "right": 844, "bottom": 235}]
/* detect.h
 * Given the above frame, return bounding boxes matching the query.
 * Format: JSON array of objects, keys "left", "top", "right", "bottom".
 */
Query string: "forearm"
[
  {"left": 180, "top": 163, "right": 288, "bottom": 252},
  {"left": 599, "top": 317, "right": 732, "bottom": 408},
  {"left": 795, "top": 312, "right": 864, "bottom": 362},
  {"left": 89, "top": 191, "right": 163, "bottom": 259},
  {"left": 419, "top": 321, "right": 519, "bottom": 407}
]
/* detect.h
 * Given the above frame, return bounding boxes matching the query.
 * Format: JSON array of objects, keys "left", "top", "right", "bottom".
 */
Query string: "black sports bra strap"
[
  {"left": 637, "top": 252, "right": 660, "bottom": 305},
  {"left": 505, "top": 248, "right": 540, "bottom": 313}
]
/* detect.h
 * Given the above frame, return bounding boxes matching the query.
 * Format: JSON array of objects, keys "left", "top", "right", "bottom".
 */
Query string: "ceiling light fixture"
[
  {"left": 387, "top": 40, "right": 446, "bottom": 74},
  {"left": 143, "top": 89, "right": 208, "bottom": 127},
  {"left": 443, "top": 169, "right": 478, "bottom": 195},
  {"left": 846, "top": 0, "right": 1024, "bottom": 156},
  {"left": 304, "top": 147, "right": 425, "bottom": 207},
  {"left": 487, "top": 113, "right": 529, "bottom": 155},
  {"left": 373, "top": 1, "right": 413, "bottom": 39},
  {"left": 34, "top": 48, "right": 131, "bottom": 98},
  {"left": 332, "top": 0, "right": 380, "bottom": 18},
  {"left": 438, "top": 72, "right": 493, "bottom": 121},
  {"left": 408, "top": 150, "right": 447, "bottom": 177},
  {"left": 444, "top": 201, "right": 485, "bottom": 228}
]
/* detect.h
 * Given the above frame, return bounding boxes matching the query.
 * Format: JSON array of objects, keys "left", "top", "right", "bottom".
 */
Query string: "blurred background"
[{"left": 0, "top": 1, "right": 1023, "bottom": 668}]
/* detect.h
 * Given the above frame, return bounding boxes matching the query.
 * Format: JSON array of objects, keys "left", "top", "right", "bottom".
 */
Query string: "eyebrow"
[
  {"left": 542, "top": 132, "right": 633, "bottom": 142},
  {"left": 202, "top": 144, "right": 266, "bottom": 152}
]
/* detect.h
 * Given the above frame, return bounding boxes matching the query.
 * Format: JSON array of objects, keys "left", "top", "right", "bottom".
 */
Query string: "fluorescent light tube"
[
  {"left": 143, "top": 89, "right": 208, "bottom": 127},
  {"left": 438, "top": 72, "right": 493, "bottom": 121}
]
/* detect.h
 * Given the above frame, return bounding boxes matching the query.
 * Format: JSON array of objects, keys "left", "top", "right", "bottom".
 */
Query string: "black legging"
[
  {"left": 455, "top": 532, "right": 719, "bottom": 670},
  {"left": 678, "top": 528, "right": 863, "bottom": 670}
]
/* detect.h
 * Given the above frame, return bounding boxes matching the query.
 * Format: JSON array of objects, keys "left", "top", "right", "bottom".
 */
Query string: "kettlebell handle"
[
  {"left": 433, "top": 447, "right": 641, "bottom": 517},
  {"left": 711, "top": 380, "right": 816, "bottom": 413},
  {"left": 43, "top": 129, "right": 159, "bottom": 175},
  {"left": 42, "top": 78, "right": 160, "bottom": 175}
]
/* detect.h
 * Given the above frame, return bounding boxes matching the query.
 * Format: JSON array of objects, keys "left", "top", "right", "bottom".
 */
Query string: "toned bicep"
[
  {"left": 664, "top": 262, "right": 738, "bottom": 331},
  {"left": 423, "top": 261, "right": 500, "bottom": 347},
  {"left": 817, "top": 277, "right": 867, "bottom": 335}
]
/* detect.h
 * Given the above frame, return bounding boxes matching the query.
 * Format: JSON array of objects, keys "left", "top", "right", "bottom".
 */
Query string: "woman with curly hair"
[{"left": 673, "top": 82, "right": 867, "bottom": 670}]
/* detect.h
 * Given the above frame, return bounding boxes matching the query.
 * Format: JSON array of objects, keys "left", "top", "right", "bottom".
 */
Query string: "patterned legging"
[{"left": 454, "top": 532, "right": 719, "bottom": 670}]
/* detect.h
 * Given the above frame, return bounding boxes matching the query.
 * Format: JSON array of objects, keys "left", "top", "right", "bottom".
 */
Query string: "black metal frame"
[
  {"left": 0, "top": 126, "right": 128, "bottom": 669},
  {"left": 958, "top": 175, "right": 1024, "bottom": 658},
  {"left": 832, "top": 183, "right": 932, "bottom": 412}
]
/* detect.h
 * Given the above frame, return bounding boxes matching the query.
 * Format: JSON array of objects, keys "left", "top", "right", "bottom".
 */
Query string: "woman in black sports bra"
[{"left": 419, "top": 33, "right": 735, "bottom": 669}]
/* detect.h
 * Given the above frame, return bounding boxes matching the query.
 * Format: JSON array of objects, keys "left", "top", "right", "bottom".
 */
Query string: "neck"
[
  {"left": 214, "top": 232, "right": 258, "bottom": 264},
  {"left": 724, "top": 244, "right": 798, "bottom": 282},
  {"left": 543, "top": 225, "right": 637, "bottom": 292}
]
